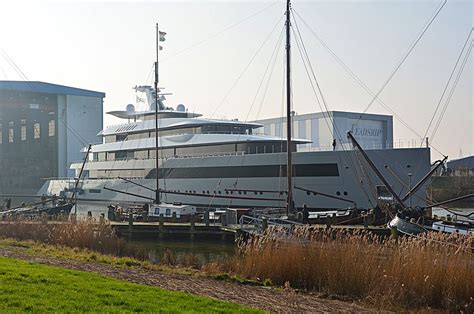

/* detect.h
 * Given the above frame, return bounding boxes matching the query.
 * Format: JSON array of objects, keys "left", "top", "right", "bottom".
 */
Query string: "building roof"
[
  {"left": 0, "top": 81, "right": 105, "bottom": 98},
  {"left": 252, "top": 110, "right": 392, "bottom": 123},
  {"left": 447, "top": 156, "right": 474, "bottom": 170}
]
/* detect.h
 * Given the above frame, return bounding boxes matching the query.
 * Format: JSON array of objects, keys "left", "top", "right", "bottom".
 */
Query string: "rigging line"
[
  {"left": 187, "top": 16, "right": 285, "bottom": 207},
  {"left": 0, "top": 64, "right": 8, "bottom": 80},
  {"left": 359, "top": 0, "right": 448, "bottom": 116},
  {"left": 0, "top": 50, "right": 90, "bottom": 147},
  {"left": 210, "top": 13, "right": 285, "bottom": 119},
  {"left": 292, "top": 16, "right": 361, "bottom": 175},
  {"left": 292, "top": 13, "right": 349, "bottom": 153},
  {"left": 140, "top": 63, "right": 155, "bottom": 111},
  {"left": 221, "top": 27, "right": 285, "bottom": 204},
  {"left": 291, "top": 9, "right": 445, "bottom": 156},
  {"left": 278, "top": 55, "right": 286, "bottom": 195},
  {"left": 161, "top": 1, "right": 279, "bottom": 63},
  {"left": 145, "top": 63, "right": 154, "bottom": 85},
  {"left": 292, "top": 22, "right": 370, "bottom": 203},
  {"left": 1, "top": 47, "right": 96, "bottom": 148},
  {"left": 422, "top": 28, "right": 473, "bottom": 146},
  {"left": 292, "top": 9, "right": 416, "bottom": 136},
  {"left": 431, "top": 41, "right": 473, "bottom": 142},
  {"left": 290, "top": 26, "right": 329, "bottom": 135},
  {"left": 245, "top": 26, "right": 285, "bottom": 122},
  {"left": 430, "top": 39, "right": 473, "bottom": 143},
  {"left": 0, "top": 49, "right": 30, "bottom": 83},
  {"left": 292, "top": 17, "right": 349, "bottom": 159},
  {"left": 256, "top": 31, "right": 284, "bottom": 120}
]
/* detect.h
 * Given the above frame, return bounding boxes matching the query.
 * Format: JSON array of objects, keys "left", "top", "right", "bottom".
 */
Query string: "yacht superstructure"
[{"left": 38, "top": 84, "right": 431, "bottom": 211}]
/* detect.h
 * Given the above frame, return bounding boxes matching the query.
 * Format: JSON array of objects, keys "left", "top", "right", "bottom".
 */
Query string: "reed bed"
[
  {"left": 216, "top": 227, "right": 473, "bottom": 311},
  {"left": 0, "top": 219, "right": 204, "bottom": 268},
  {"left": 0, "top": 219, "right": 147, "bottom": 259}
]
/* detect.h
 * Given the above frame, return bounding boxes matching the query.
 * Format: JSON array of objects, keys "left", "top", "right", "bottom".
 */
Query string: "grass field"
[{"left": 0, "top": 256, "right": 261, "bottom": 313}]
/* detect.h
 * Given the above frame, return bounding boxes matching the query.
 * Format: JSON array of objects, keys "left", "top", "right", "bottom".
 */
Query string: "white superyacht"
[{"left": 38, "top": 84, "right": 430, "bottom": 211}]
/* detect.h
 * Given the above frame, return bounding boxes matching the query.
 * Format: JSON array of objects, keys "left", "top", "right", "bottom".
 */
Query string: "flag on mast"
[{"left": 159, "top": 31, "right": 166, "bottom": 42}]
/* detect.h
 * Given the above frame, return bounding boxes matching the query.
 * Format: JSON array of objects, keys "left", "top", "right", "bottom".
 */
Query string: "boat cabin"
[{"left": 148, "top": 203, "right": 197, "bottom": 222}]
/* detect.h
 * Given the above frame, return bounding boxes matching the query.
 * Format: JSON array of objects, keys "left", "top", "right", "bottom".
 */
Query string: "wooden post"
[
  {"left": 159, "top": 214, "right": 164, "bottom": 239},
  {"left": 204, "top": 210, "right": 210, "bottom": 228},
  {"left": 262, "top": 217, "right": 268, "bottom": 232},
  {"left": 128, "top": 211, "right": 133, "bottom": 240},
  {"left": 325, "top": 216, "right": 331, "bottom": 229},
  {"left": 221, "top": 212, "right": 227, "bottom": 227},
  {"left": 363, "top": 214, "right": 368, "bottom": 229},
  {"left": 390, "top": 226, "right": 398, "bottom": 243},
  {"left": 172, "top": 212, "right": 177, "bottom": 223},
  {"left": 190, "top": 214, "right": 195, "bottom": 240}
]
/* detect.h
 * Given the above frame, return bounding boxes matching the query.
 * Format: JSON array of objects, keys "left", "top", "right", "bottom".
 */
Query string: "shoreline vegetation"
[
  {"left": 431, "top": 176, "right": 474, "bottom": 207},
  {"left": 0, "top": 219, "right": 472, "bottom": 312}
]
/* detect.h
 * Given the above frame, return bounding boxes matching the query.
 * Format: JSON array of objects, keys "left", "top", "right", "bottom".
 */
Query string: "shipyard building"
[
  {"left": 254, "top": 111, "right": 393, "bottom": 151},
  {"left": 0, "top": 81, "right": 104, "bottom": 195}
]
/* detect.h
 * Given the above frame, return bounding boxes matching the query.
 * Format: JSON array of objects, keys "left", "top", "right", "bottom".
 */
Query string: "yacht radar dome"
[
  {"left": 126, "top": 104, "right": 135, "bottom": 113},
  {"left": 176, "top": 104, "right": 186, "bottom": 112}
]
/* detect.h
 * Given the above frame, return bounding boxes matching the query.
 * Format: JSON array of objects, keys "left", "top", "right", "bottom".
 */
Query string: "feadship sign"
[{"left": 352, "top": 127, "right": 382, "bottom": 137}]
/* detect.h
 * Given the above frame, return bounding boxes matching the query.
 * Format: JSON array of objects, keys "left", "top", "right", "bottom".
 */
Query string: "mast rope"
[
  {"left": 357, "top": 0, "right": 448, "bottom": 118},
  {"left": 291, "top": 8, "right": 446, "bottom": 156},
  {"left": 161, "top": 2, "right": 279, "bottom": 63},
  {"left": 205, "top": 19, "right": 284, "bottom": 208},
  {"left": 0, "top": 49, "right": 90, "bottom": 148},
  {"left": 291, "top": 13, "right": 364, "bottom": 190},
  {"left": 429, "top": 38, "right": 473, "bottom": 143},
  {"left": 421, "top": 28, "right": 473, "bottom": 146},
  {"left": 246, "top": 27, "right": 285, "bottom": 122},
  {"left": 209, "top": 14, "right": 285, "bottom": 119}
]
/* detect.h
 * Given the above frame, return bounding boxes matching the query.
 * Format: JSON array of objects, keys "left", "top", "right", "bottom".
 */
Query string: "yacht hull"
[{"left": 38, "top": 148, "right": 430, "bottom": 213}]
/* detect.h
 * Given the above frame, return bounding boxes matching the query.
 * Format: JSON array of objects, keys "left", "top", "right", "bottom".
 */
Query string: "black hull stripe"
[{"left": 146, "top": 164, "right": 339, "bottom": 179}]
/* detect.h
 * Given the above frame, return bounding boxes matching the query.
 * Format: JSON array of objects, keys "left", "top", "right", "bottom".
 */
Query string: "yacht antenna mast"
[
  {"left": 285, "top": 0, "right": 294, "bottom": 216},
  {"left": 154, "top": 23, "right": 160, "bottom": 204}
]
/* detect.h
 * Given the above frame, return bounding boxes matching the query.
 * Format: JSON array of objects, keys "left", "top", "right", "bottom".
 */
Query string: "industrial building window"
[
  {"left": 34, "top": 123, "right": 41, "bottom": 139},
  {"left": 21, "top": 126, "right": 26, "bottom": 141},
  {"left": 48, "top": 120, "right": 55, "bottom": 137},
  {"left": 8, "top": 128, "right": 14, "bottom": 143}
]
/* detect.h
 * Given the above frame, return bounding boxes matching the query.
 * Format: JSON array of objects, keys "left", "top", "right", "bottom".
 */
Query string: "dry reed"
[
  {"left": 218, "top": 227, "right": 473, "bottom": 311},
  {"left": 0, "top": 219, "right": 204, "bottom": 268},
  {"left": 0, "top": 219, "right": 147, "bottom": 260}
]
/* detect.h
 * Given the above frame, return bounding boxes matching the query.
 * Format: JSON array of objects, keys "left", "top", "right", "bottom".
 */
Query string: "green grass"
[{"left": 0, "top": 256, "right": 262, "bottom": 313}]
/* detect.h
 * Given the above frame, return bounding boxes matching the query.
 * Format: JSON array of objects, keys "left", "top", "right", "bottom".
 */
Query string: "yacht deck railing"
[{"left": 71, "top": 151, "right": 246, "bottom": 165}]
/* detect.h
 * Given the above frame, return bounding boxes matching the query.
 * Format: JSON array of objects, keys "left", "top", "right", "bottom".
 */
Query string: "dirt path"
[{"left": 0, "top": 248, "right": 371, "bottom": 313}]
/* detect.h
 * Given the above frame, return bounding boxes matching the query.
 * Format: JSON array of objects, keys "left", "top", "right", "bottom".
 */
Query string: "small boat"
[
  {"left": 1, "top": 201, "right": 73, "bottom": 218},
  {"left": 388, "top": 215, "right": 427, "bottom": 235},
  {"left": 40, "top": 202, "right": 74, "bottom": 216},
  {"left": 431, "top": 220, "right": 473, "bottom": 236}
]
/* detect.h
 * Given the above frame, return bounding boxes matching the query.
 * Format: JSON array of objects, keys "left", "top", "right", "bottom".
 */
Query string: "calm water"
[
  {"left": 74, "top": 202, "right": 237, "bottom": 264},
  {"left": 130, "top": 239, "right": 236, "bottom": 264}
]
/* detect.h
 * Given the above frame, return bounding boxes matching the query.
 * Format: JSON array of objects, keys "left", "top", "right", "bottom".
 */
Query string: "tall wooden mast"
[
  {"left": 154, "top": 23, "right": 160, "bottom": 204},
  {"left": 285, "top": 0, "right": 294, "bottom": 215}
]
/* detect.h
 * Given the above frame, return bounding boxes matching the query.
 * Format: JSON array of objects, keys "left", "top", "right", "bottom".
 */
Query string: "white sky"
[{"left": 0, "top": 0, "right": 472, "bottom": 160}]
